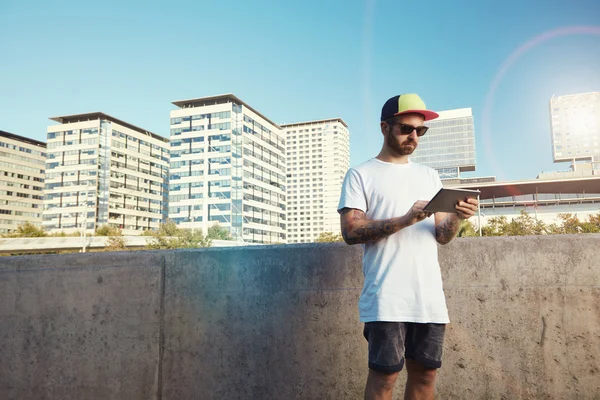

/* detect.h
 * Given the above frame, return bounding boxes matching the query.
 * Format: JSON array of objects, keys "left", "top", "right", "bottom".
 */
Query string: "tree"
[
  {"left": 586, "top": 213, "right": 600, "bottom": 232},
  {"left": 105, "top": 236, "right": 127, "bottom": 251},
  {"left": 457, "top": 220, "right": 478, "bottom": 237},
  {"left": 473, "top": 211, "right": 600, "bottom": 237},
  {"left": 316, "top": 231, "right": 344, "bottom": 242},
  {"left": 95, "top": 225, "right": 126, "bottom": 251},
  {"left": 4, "top": 222, "right": 47, "bottom": 238},
  {"left": 558, "top": 213, "right": 582, "bottom": 234},
  {"left": 48, "top": 231, "right": 80, "bottom": 237},
  {"left": 145, "top": 220, "right": 211, "bottom": 249},
  {"left": 95, "top": 225, "right": 122, "bottom": 237},
  {"left": 503, "top": 210, "right": 548, "bottom": 236},
  {"left": 555, "top": 213, "right": 600, "bottom": 234},
  {"left": 481, "top": 216, "right": 508, "bottom": 236},
  {"left": 478, "top": 211, "right": 547, "bottom": 236},
  {"left": 206, "top": 224, "right": 232, "bottom": 241}
]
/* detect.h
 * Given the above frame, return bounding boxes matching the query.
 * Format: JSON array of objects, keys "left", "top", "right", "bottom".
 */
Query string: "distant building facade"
[
  {"left": 0, "top": 130, "right": 46, "bottom": 234},
  {"left": 44, "top": 113, "right": 169, "bottom": 235},
  {"left": 282, "top": 118, "right": 350, "bottom": 243},
  {"left": 550, "top": 92, "right": 600, "bottom": 165},
  {"left": 409, "top": 108, "right": 476, "bottom": 180},
  {"left": 169, "top": 94, "right": 286, "bottom": 244}
]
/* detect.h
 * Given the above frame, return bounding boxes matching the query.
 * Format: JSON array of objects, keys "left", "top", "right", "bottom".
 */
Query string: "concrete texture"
[
  {"left": 438, "top": 234, "right": 600, "bottom": 399},
  {"left": 0, "top": 252, "right": 164, "bottom": 400},
  {"left": 161, "top": 244, "right": 365, "bottom": 400},
  {"left": 1, "top": 235, "right": 599, "bottom": 399}
]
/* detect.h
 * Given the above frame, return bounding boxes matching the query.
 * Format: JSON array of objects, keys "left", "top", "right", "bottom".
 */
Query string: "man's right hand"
[
  {"left": 339, "top": 202, "right": 432, "bottom": 246},
  {"left": 402, "top": 200, "right": 433, "bottom": 226}
]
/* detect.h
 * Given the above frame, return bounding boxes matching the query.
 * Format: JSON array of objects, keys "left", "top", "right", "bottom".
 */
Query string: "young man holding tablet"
[{"left": 338, "top": 94, "right": 479, "bottom": 400}]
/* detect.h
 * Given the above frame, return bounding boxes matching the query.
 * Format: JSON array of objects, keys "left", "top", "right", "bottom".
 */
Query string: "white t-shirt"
[{"left": 337, "top": 158, "right": 449, "bottom": 324}]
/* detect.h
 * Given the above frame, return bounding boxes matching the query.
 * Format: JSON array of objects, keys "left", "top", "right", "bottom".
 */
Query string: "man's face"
[{"left": 381, "top": 113, "right": 426, "bottom": 156}]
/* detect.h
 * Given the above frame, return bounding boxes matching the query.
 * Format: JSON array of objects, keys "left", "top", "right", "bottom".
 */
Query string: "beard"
[{"left": 385, "top": 132, "right": 417, "bottom": 156}]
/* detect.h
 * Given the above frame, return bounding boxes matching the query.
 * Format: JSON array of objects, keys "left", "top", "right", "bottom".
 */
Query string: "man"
[{"left": 337, "top": 94, "right": 478, "bottom": 400}]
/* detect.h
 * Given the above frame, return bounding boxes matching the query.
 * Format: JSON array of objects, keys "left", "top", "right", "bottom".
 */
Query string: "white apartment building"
[
  {"left": 0, "top": 130, "right": 46, "bottom": 234},
  {"left": 282, "top": 118, "right": 350, "bottom": 243},
  {"left": 44, "top": 113, "right": 170, "bottom": 235},
  {"left": 169, "top": 94, "right": 286, "bottom": 244}
]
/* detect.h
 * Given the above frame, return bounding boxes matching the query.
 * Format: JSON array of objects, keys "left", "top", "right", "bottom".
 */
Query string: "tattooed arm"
[
  {"left": 339, "top": 209, "right": 406, "bottom": 245},
  {"left": 340, "top": 200, "right": 432, "bottom": 245},
  {"left": 434, "top": 212, "right": 461, "bottom": 245},
  {"left": 434, "top": 198, "right": 479, "bottom": 245}
]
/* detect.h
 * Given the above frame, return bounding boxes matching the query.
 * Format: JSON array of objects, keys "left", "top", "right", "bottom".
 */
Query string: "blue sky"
[{"left": 1, "top": 0, "right": 599, "bottom": 181}]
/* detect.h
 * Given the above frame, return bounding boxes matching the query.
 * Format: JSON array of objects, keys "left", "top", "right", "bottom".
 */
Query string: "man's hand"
[
  {"left": 455, "top": 198, "right": 479, "bottom": 220},
  {"left": 403, "top": 200, "right": 433, "bottom": 227},
  {"left": 435, "top": 198, "right": 479, "bottom": 245}
]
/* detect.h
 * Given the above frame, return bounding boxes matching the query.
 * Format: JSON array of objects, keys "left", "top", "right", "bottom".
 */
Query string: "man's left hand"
[{"left": 455, "top": 198, "right": 479, "bottom": 220}]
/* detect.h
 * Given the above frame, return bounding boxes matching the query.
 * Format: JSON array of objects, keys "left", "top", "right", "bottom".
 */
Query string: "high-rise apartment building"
[
  {"left": 409, "top": 108, "right": 475, "bottom": 180},
  {"left": 44, "top": 113, "right": 169, "bottom": 235},
  {"left": 550, "top": 92, "right": 600, "bottom": 165},
  {"left": 0, "top": 130, "right": 46, "bottom": 234},
  {"left": 169, "top": 94, "right": 286, "bottom": 244},
  {"left": 282, "top": 118, "right": 349, "bottom": 243}
]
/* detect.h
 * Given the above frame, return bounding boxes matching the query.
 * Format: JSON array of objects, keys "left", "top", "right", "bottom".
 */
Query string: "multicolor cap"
[{"left": 380, "top": 94, "right": 439, "bottom": 121}]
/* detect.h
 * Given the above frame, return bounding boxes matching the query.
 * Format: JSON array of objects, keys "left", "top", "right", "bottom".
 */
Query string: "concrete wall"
[{"left": 0, "top": 235, "right": 599, "bottom": 399}]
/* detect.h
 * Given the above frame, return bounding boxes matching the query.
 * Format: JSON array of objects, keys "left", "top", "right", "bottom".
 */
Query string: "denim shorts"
[{"left": 363, "top": 322, "right": 446, "bottom": 374}]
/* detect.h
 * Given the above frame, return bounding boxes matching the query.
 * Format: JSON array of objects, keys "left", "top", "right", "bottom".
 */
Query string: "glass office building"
[
  {"left": 550, "top": 92, "right": 600, "bottom": 164},
  {"left": 44, "top": 113, "right": 169, "bottom": 235},
  {"left": 0, "top": 130, "right": 46, "bottom": 234},
  {"left": 169, "top": 94, "right": 286, "bottom": 244},
  {"left": 409, "top": 108, "right": 476, "bottom": 180},
  {"left": 282, "top": 118, "right": 350, "bottom": 243}
]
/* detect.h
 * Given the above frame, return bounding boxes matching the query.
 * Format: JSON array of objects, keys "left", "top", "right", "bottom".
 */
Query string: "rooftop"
[
  {"left": 172, "top": 93, "right": 281, "bottom": 130},
  {"left": 452, "top": 174, "right": 600, "bottom": 199},
  {"left": 551, "top": 91, "right": 600, "bottom": 101},
  {"left": 432, "top": 108, "right": 473, "bottom": 120},
  {"left": 49, "top": 112, "right": 168, "bottom": 142},
  {"left": 0, "top": 130, "right": 46, "bottom": 148},
  {"left": 280, "top": 118, "right": 348, "bottom": 129}
]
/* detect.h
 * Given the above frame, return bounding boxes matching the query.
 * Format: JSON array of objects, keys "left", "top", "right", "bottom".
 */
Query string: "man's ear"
[{"left": 380, "top": 121, "right": 388, "bottom": 135}]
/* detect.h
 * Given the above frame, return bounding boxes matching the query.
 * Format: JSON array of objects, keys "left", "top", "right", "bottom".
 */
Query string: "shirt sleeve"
[{"left": 337, "top": 168, "right": 368, "bottom": 213}]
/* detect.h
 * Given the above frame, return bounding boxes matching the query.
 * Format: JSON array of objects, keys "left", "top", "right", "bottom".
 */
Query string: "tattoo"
[
  {"left": 435, "top": 215, "right": 461, "bottom": 245},
  {"left": 340, "top": 208, "right": 402, "bottom": 245}
]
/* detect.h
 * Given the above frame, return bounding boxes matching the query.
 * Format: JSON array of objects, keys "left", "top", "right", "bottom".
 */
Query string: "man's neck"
[{"left": 376, "top": 147, "right": 410, "bottom": 164}]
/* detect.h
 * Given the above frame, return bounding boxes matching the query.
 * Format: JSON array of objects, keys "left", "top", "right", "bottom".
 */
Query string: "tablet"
[{"left": 423, "top": 188, "right": 480, "bottom": 213}]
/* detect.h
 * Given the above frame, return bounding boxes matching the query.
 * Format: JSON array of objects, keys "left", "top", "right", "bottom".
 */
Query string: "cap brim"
[{"left": 394, "top": 109, "right": 439, "bottom": 121}]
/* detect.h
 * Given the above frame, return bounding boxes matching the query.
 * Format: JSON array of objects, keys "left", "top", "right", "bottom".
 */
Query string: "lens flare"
[{"left": 482, "top": 25, "right": 600, "bottom": 190}]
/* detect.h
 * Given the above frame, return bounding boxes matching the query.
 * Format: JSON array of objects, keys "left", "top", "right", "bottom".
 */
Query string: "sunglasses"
[{"left": 387, "top": 122, "right": 429, "bottom": 136}]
